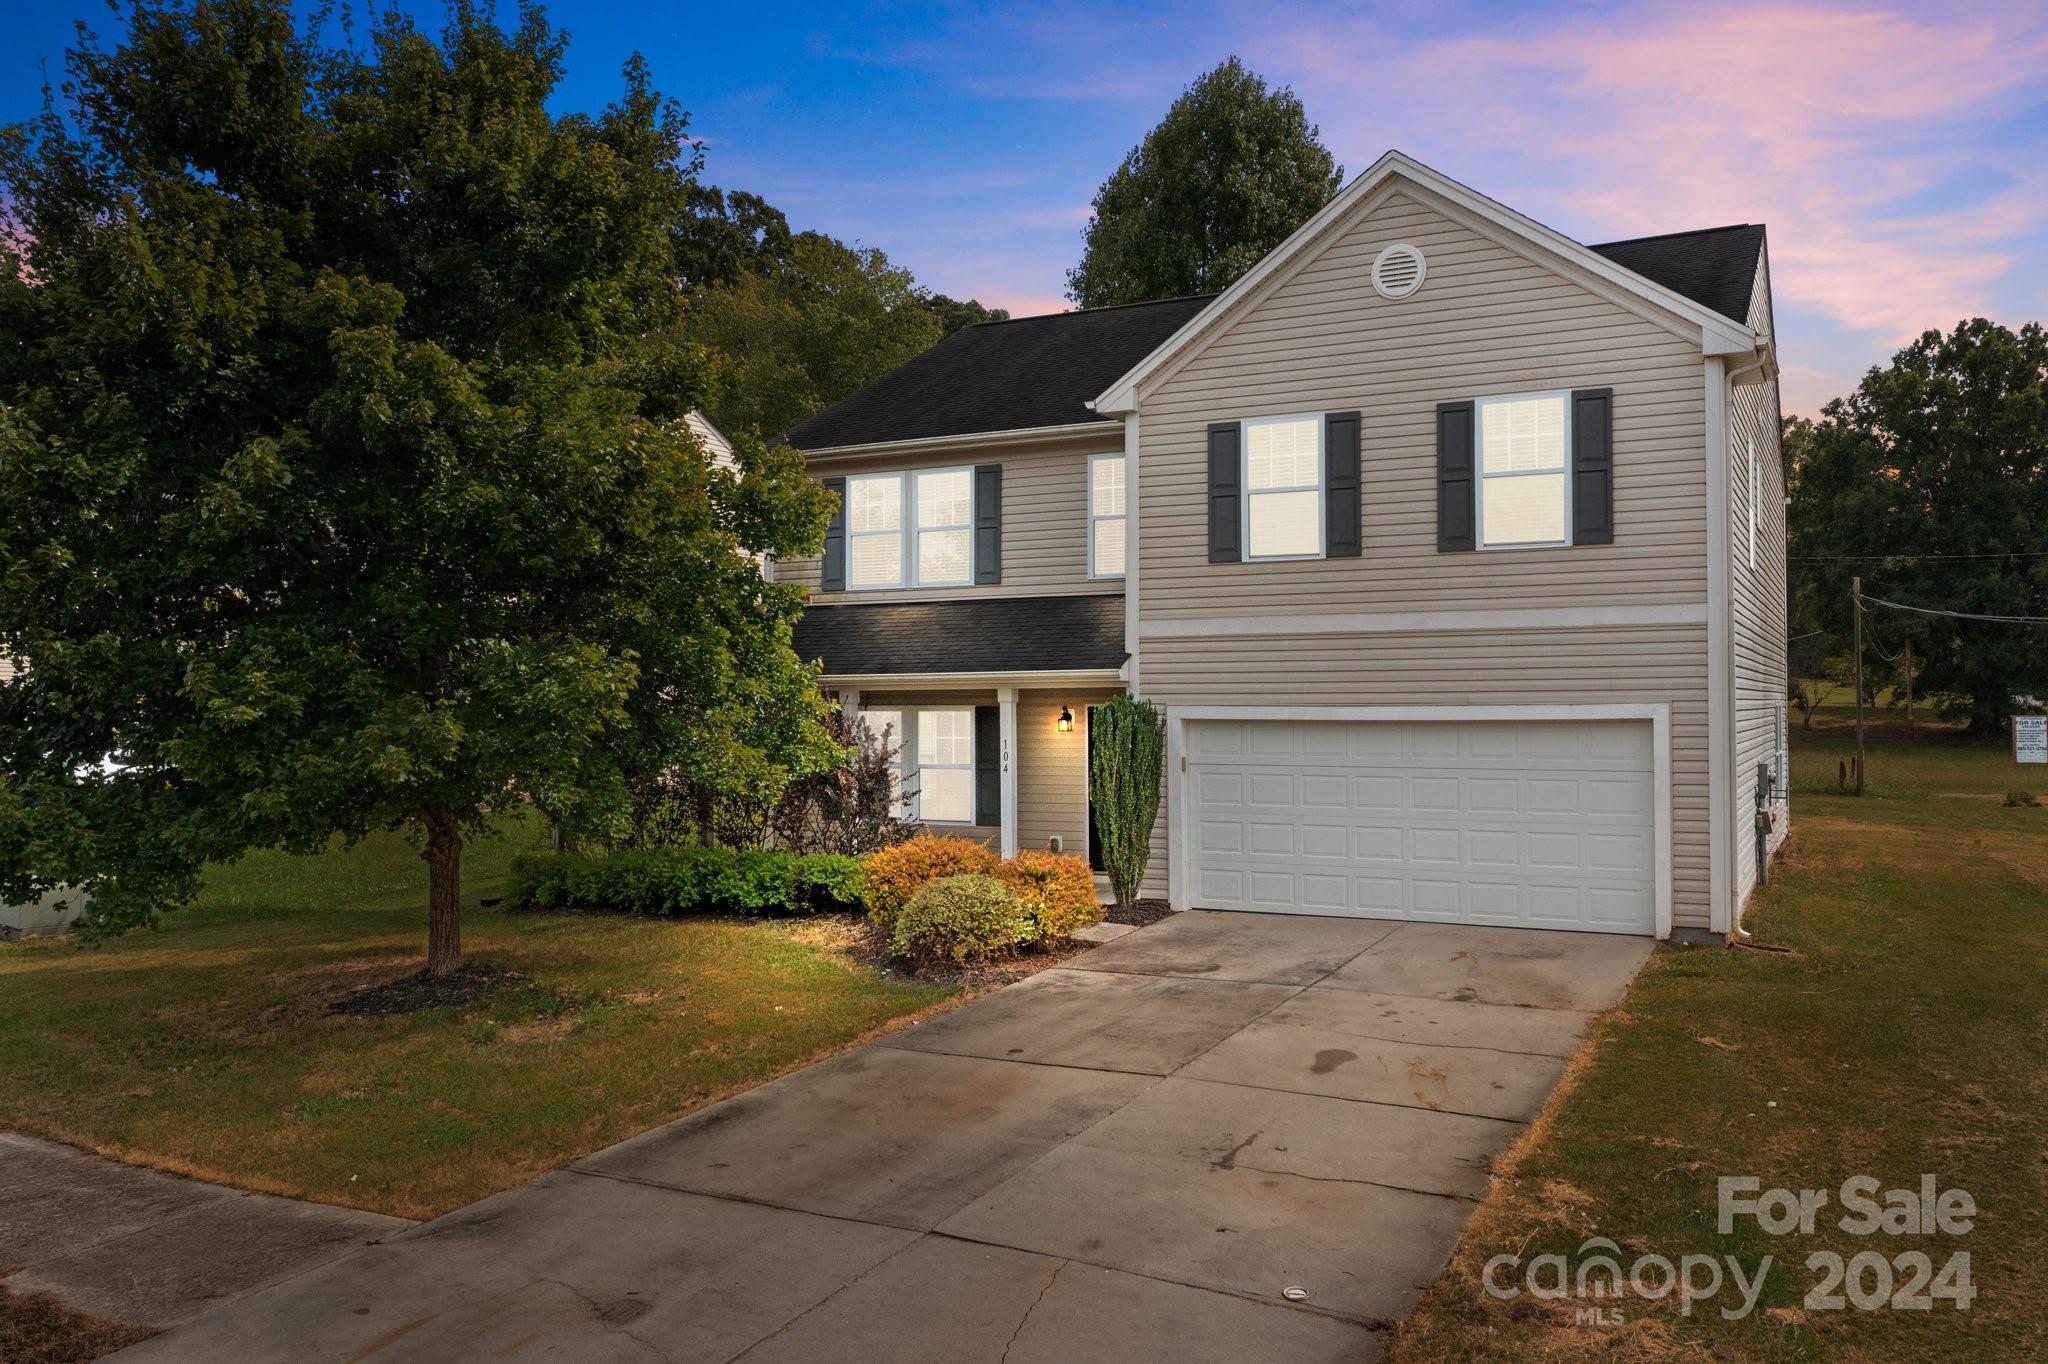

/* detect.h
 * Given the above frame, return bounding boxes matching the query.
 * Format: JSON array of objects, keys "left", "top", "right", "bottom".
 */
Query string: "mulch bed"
[
  {"left": 1105, "top": 898, "right": 1174, "bottom": 927},
  {"left": 0, "top": 1279, "right": 155, "bottom": 1364},
  {"left": 328, "top": 965, "right": 519, "bottom": 1017}
]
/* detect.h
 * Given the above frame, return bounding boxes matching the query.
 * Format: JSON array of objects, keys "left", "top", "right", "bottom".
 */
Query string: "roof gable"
[{"left": 1093, "top": 151, "right": 1761, "bottom": 414}]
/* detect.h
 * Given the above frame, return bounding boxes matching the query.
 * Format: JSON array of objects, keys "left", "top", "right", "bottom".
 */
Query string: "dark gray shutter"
[
  {"left": 1207, "top": 422, "right": 1241, "bottom": 563},
  {"left": 974, "top": 464, "right": 1002, "bottom": 583},
  {"left": 1325, "top": 411, "right": 1361, "bottom": 557},
  {"left": 1571, "top": 388, "right": 1614, "bottom": 545},
  {"left": 820, "top": 476, "right": 847, "bottom": 589},
  {"left": 974, "top": 705, "right": 999, "bottom": 825},
  {"left": 1435, "top": 401, "right": 1476, "bottom": 552}
]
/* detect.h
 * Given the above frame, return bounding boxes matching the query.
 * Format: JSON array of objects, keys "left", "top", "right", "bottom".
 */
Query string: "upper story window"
[
  {"left": 1477, "top": 392, "right": 1570, "bottom": 549},
  {"left": 841, "top": 467, "right": 976, "bottom": 590},
  {"left": 914, "top": 467, "right": 973, "bottom": 586},
  {"left": 1244, "top": 414, "right": 1323, "bottom": 559},
  {"left": 1089, "top": 453, "right": 1126, "bottom": 578},
  {"left": 847, "top": 473, "right": 905, "bottom": 589}
]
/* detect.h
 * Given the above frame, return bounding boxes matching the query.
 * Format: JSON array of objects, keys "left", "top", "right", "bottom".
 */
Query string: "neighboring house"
[{"left": 782, "top": 151, "right": 1788, "bottom": 940}]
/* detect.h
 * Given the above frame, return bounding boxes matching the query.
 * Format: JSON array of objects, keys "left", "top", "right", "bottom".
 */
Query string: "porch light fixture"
[{"left": 1057, "top": 705, "right": 1075, "bottom": 734}]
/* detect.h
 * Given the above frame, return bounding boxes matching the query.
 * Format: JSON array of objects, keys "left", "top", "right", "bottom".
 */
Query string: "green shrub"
[
  {"left": 861, "top": 834, "right": 999, "bottom": 931},
  {"left": 994, "top": 850, "right": 1104, "bottom": 943},
  {"left": 890, "top": 874, "right": 1032, "bottom": 966},
  {"left": 508, "top": 848, "right": 864, "bottom": 917}
]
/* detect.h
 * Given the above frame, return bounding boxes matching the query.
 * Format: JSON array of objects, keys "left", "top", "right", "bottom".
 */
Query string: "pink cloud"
[
  {"left": 1264, "top": 3, "right": 2048, "bottom": 342},
  {"left": 973, "top": 289, "right": 1073, "bottom": 318}
]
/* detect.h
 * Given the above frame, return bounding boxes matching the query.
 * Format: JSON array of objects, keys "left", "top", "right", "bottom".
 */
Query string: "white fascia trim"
[
  {"left": 800, "top": 421, "right": 1117, "bottom": 462},
  {"left": 1123, "top": 414, "right": 1141, "bottom": 695},
  {"left": 818, "top": 669, "right": 1126, "bottom": 689},
  {"left": 1092, "top": 149, "right": 1758, "bottom": 414},
  {"left": 1705, "top": 357, "right": 1734, "bottom": 935},
  {"left": 1164, "top": 702, "right": 1674, "bottom": 940},
  {"left": 1141, "top": 602, "right": 1708, "bottom": 639}
]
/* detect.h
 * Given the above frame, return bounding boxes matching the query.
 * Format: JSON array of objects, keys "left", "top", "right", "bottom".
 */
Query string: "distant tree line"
[{"left": 1787, "top": 319, "right": 2048, "bottom": 736}]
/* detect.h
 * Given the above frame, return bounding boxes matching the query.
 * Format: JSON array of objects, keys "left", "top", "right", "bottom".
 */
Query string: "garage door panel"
[
  {"left": 1186, "top": 719, "right": 1655, "bottom": 935},
  {"left": 1466, "top": 829, "right": 1521, "bottom": 867},
  {"left": 1249, "top": 822, "right": 1296, "bottom": 855}
]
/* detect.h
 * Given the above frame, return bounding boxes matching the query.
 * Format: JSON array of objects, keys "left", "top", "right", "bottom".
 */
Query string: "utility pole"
[
  {"left": 1852, "top": 576, "right": 1866, "bottom": 794},
  {"left": 1903, "top": 636, "right": 1914, "bottom": 743}
]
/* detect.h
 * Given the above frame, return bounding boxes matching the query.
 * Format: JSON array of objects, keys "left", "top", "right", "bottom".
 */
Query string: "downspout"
[{"left": 1705, "top": 356, "right": 1736, "bottom": 938}]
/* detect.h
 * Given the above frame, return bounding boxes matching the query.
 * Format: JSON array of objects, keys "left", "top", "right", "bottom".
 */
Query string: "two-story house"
[{"left": 781, "top": 151, "right": 1788, "bottom": 941}]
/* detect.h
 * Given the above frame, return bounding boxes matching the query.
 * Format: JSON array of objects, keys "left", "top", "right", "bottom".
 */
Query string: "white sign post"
[{"left": 2015, "top": 715, "right": 2048, "bottom": 765}]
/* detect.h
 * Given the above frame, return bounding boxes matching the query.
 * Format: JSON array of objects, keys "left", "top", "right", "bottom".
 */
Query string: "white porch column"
[
  {"left": 997, "top": 686, "right": 1019, "bottom": 858},
  {"left": 838, "top": 687, "right": 861, "bottom": 722}
]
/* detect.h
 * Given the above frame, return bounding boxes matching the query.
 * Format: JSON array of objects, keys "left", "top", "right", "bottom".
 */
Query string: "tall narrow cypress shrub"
[{"left": 1089, "top": 696, "right": 1165, "bottom": 910}]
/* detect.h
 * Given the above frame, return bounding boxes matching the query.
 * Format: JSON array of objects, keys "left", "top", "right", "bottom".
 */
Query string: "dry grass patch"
[
  {"left": 1391, "top": 710, "right": 2048, "bottom": 1363},
  {"left": 0, "top": 824, "right": 954, "bottom": 1220}
]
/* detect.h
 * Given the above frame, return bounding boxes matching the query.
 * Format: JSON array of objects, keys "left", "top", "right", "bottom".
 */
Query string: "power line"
[
  {"left": 1790, "top": 551, "right": 2048, "bottom": 562},
  {"left": 1859, "top": 593, "right": 2048, "bottom": 626}
]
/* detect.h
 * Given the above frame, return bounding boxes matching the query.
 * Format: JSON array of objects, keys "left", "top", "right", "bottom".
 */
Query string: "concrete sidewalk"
[
  {"left": 110, "top": 913, "right": 1652, "bottom": 1363},
  {"left": 0, "top": 1132, "right": 410, "bottom": 1330}
]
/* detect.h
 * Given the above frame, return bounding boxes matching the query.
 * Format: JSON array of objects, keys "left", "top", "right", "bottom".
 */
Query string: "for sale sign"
[{"left": 2015, "top": 715, "right": 2048, "bottom": 764}]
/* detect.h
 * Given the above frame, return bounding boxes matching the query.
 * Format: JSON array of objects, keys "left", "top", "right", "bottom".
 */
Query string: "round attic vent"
[{"left": 1371, "top": 242, "right": 1426, "bottom": 300}]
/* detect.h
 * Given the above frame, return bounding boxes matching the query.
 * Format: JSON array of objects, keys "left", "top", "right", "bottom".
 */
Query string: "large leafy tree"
[
  {"left": 1066, "top": 57, "right": 1342, "bottom": 308},
  {"left": 1787, "top": 319, "right": 2048, "bottom": 734},
  {"left": 685, "top": 231, "right": 944, "bottom": 439},
  {"left": 0, "top": 1, "right": 832, "bottom": 972}
]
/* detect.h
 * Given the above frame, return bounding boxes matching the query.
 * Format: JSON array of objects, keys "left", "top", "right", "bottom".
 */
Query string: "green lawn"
[
  {"left": 0, "top": 823, "right": 951, "bottom": 1220},
  {"left": 1393, "top": 708, "right": 2048, "bottom": 1363}
]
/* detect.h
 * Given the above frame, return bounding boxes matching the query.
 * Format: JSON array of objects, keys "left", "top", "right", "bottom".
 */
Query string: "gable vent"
[{"left": 1371, "top": 242, "right": 1426, "bottom": 300}]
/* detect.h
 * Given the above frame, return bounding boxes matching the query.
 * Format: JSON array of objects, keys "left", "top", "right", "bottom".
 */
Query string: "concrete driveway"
[{"left": 115, "top": 913, "right": 1651, "bottom": 1364}]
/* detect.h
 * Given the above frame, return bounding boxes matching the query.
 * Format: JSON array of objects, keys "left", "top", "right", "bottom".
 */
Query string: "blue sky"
[{"left": 6, "top": 1, "right": 2046, "bottom": 414}]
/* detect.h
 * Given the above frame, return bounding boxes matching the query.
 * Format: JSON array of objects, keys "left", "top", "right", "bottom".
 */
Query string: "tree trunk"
[{"left": 423, "top": 810, "right": 463, "bottom": 977}]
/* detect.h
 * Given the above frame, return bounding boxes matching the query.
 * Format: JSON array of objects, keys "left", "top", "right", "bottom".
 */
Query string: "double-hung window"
[
  {"left": 858, "top": 708, "right": 906, "bottom": 813},
  {"left": 1243, "top": 415, "right": 1323, "bottom": 559},
  {"left": 1476, "top": 392, "right": 1570, "bottom": 549},
  {"left": 915, "top": 707, "right": 975, "bottom": 824},
  {"left": 914, "top": 468, "right": 973, "bottom": 586},
  {"left": 1089, "top": 453, "right": 1126, "bottom": 578},
  {"left": 847, "top": 473, "right": 905, "bottom": 589}
]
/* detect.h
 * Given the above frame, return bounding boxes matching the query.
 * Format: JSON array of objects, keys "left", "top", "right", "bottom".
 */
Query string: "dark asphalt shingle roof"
[
  {"left": 782, "top": 295, "right": 1212, "bottom": 451},
  {"left": 1589, "top": 224, "right": 1765, "bottom": 329},
  {"left": 783, "top": 224, "right": 1764, "bottom": 452},
  {"left": 792, "top": 594, "right": 1127, "bottom": 676}
]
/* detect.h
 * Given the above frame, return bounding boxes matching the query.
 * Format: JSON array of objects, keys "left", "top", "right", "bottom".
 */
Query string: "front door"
[{"left": 1086, "top": 704, "right": 1103, "bottom": 871}]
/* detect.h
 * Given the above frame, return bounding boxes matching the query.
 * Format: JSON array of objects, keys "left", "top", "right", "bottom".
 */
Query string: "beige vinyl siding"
[
  {"left": 857, "top": 688, "right": 1125, "bottom": 855},
  {"left": 784, "top": 430, "right": 1124, "bottom": 604},
  {"left": 1730, "top": 252, "right": 1789, "bottom": 918},
  {"left": 1128, "top": 180, "right": 1717, "bottom": 926},
  {"left": 1016, "top": 687, "right": 1120, "bottom": 856},
  {"left": 1136, "top": 626, "right": 1711, "bottom": 924},
  {"left": 1134, "top": 187, "right": 1709, "bottom": 617}
]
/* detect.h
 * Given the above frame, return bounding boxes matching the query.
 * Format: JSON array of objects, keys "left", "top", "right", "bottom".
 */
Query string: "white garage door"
[{"left": 1185, "top": 718, "right": 1656, "bottom": 935}]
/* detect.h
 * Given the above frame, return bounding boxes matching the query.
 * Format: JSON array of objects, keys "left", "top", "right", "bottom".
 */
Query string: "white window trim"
[
  {"left": 1087, "top": 451, "right": 1126, "bottom": 580},
  {"left": 1240, "top": 413, "right": 1326, "bottom": 562},
  {"left": 911, "top": 466, "right": 975, "bottom": 589},
  {"left": 845, "top": 471, "right": 907, "bottom": 591},
  {"left": 910, "top": 705, "right": 977, "bottom": 825},
  {"left": 1747, "top": 438, "right": 1759, "bottom": 571},
  {"left": 1474, "top": 390, "right": 1574, "bottom": 551},
  {"left": 844, "top": 467, "right": 980, "bottom": 591}
]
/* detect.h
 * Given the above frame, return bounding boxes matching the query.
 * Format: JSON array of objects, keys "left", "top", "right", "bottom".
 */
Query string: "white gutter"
[{"left": 797, "top": 421, "right": 1117, "bottom": 462}]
